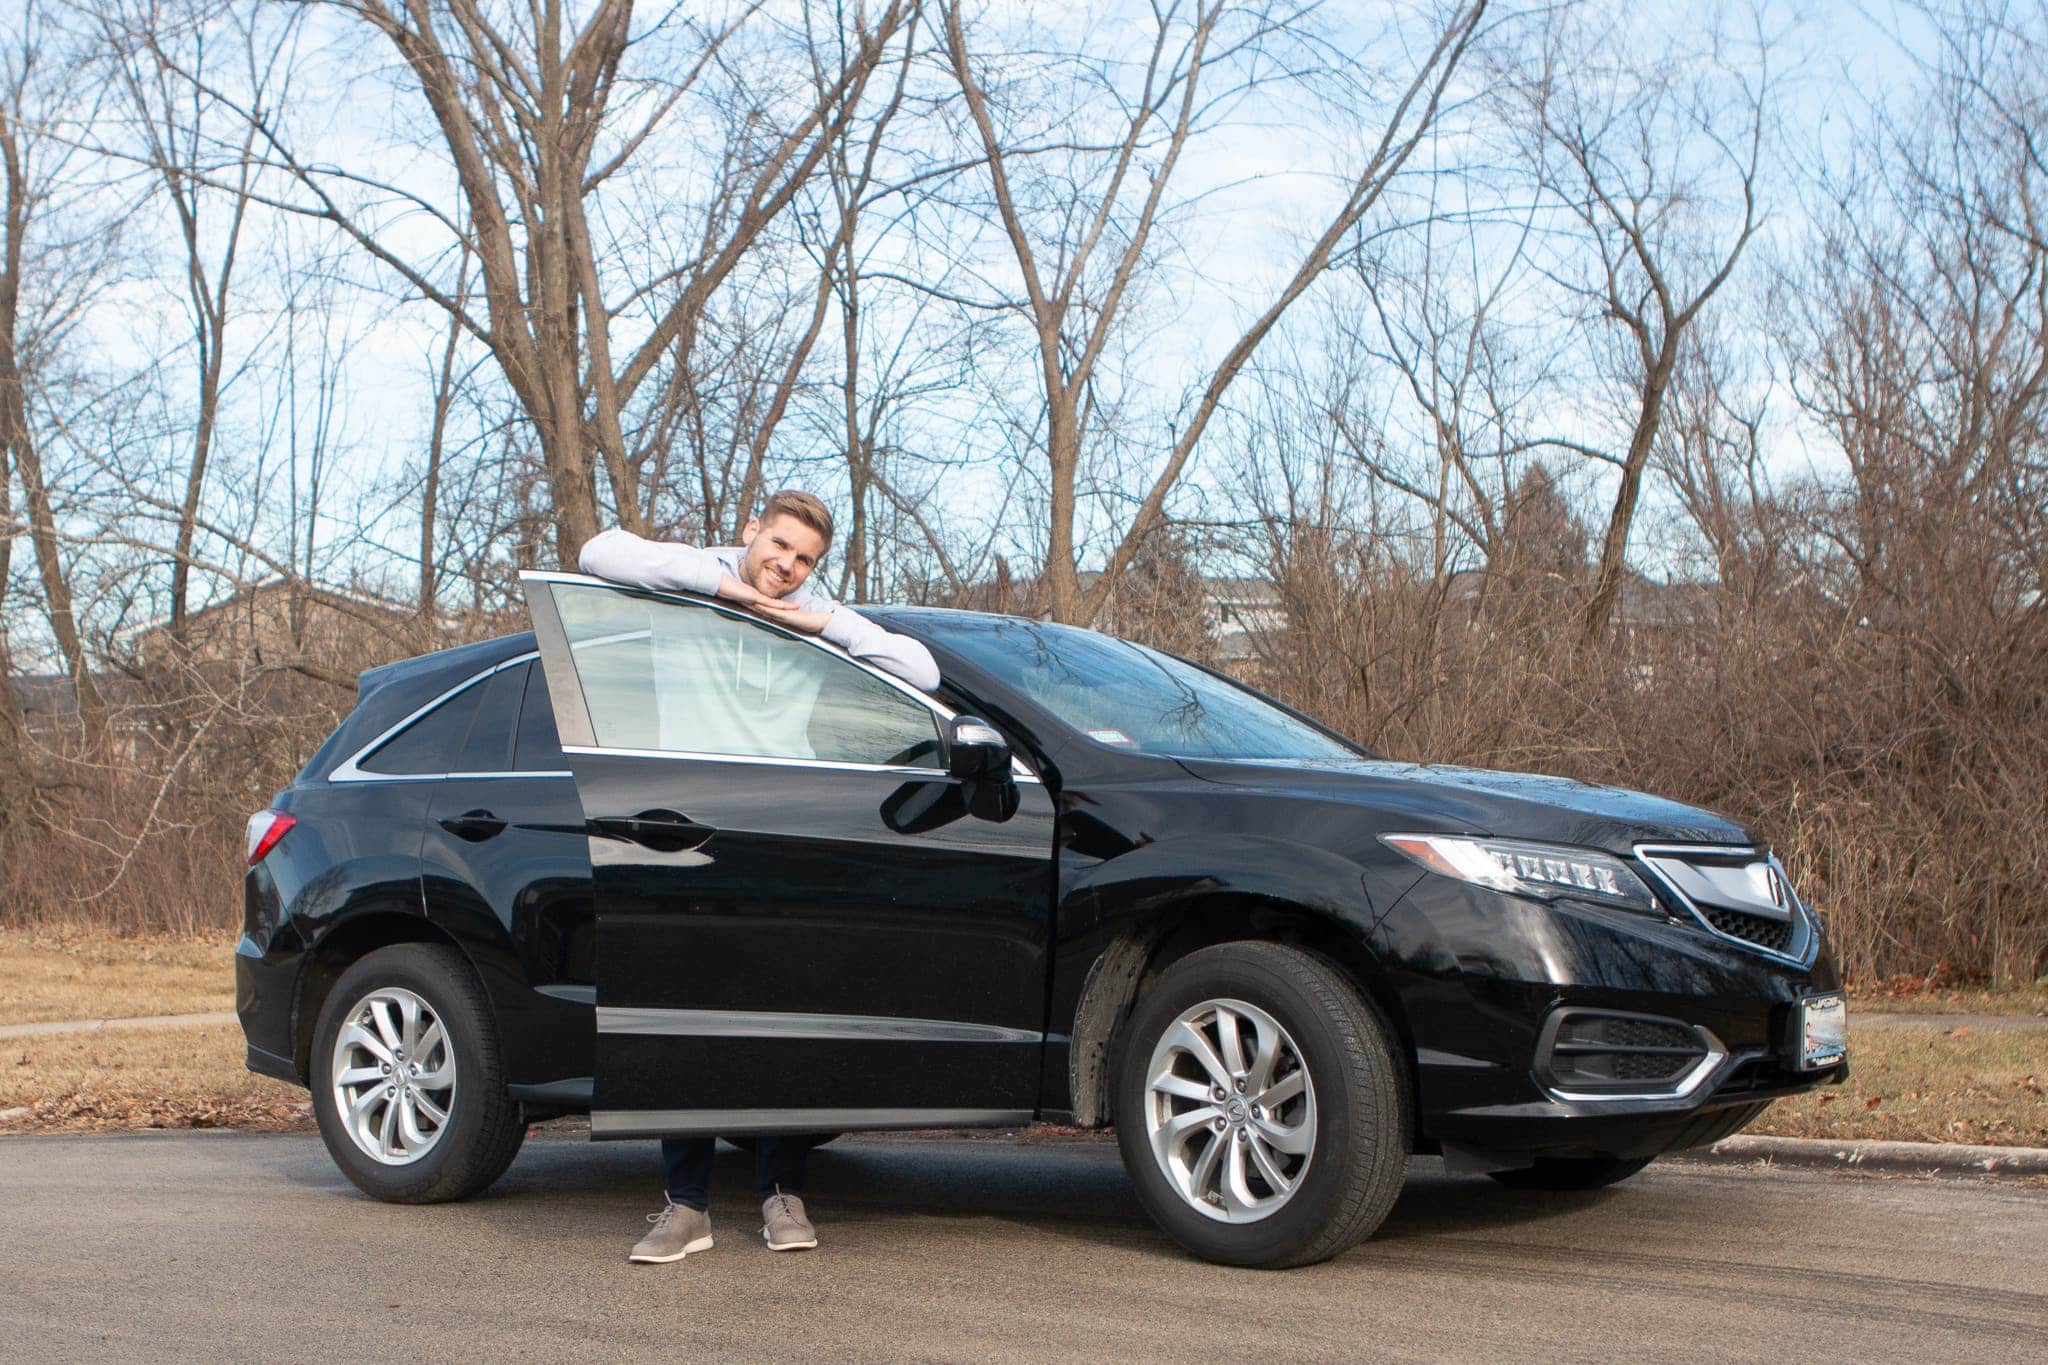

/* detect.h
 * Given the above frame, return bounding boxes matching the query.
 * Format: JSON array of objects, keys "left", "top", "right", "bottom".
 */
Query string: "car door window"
[
  {"left": 513, "top": 662, "right": 567, "bottom": 771},
  {"left": 358, "top": 681, "right": 483, "bottom": 775},
  {"left": 550, "top": 583, "right": 942, "bottom": 767},
  {"left": 454, "top": 663, "right": 525, "bottom": 773}
]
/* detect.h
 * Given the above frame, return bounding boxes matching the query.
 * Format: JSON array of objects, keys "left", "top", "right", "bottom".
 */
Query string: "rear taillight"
[{"left": 245, "top": 809, "right": 296, "bottom": 866}]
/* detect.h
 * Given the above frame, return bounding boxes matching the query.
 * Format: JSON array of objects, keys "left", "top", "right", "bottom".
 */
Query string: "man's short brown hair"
[{"left": 759, "top": 489, "right": 834, "bottom": 549}]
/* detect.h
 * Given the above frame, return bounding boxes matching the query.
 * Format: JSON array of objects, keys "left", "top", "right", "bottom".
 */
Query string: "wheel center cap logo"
[{"left": 1226, "top": 1099, "right": 1246, "bottom": 1123}]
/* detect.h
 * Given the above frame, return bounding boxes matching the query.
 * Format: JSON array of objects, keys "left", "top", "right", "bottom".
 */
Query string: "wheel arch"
[
  {"left": 292, "top": 911, "right": 481, "bottom": 1084},
  {"left": 1063, "top": 892, "right": 1417, "bottom": 1134}
]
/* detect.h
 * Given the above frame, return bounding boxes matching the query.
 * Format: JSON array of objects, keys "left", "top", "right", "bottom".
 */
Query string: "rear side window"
[
  {"left": 357, "top": 682, "right": 483, "bottom": 775},
  {"left": 514, "top": 663, "right": 567, "bottom": 771},
  {"left": 456, "top": 664, "right": 526, "bottom": 773}
]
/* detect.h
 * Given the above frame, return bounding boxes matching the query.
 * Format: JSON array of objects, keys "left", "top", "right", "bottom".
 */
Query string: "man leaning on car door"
[{"left": 576, "top": 489, "right": 941, "bottom": 1264}]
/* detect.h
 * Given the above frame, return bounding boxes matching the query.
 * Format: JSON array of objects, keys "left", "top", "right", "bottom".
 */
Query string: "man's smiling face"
[{"left": 739, "top": 512, "right": 827, "bottom": 598}]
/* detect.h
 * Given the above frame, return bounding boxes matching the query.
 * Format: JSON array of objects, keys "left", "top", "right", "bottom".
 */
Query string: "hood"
[{"left": 1176, "top": 756, "right": 1756, "bottom": 855}]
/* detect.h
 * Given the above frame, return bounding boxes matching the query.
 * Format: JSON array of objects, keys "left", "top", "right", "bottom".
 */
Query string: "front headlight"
[{"left": 1382, "top": 833, "right": 1661, "bottom": 914}]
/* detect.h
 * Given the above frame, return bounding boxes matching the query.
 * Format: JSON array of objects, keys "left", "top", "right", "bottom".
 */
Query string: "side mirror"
[{"left": 945, "top": 716, "right": 1011, "bottom": 783}]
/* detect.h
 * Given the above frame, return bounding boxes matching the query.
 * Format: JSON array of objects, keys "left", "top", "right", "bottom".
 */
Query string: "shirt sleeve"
[
  {"left": 576, "top": 528, "right": 726, "bottom": 597},
  {"left": 817, "top": 605, "right": 942, "bottom": 693}
]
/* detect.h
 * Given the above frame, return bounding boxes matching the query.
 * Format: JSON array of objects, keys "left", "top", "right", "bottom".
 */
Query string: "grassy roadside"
[
  {"left": 1, "top": 1023, "right": 309, "bottom": 1131},
  {"left": 0, "top": 929, "right": 237, "bottom": 1025},
  {"left": 4, "top": 1015, "right": 2037, "bottom": 1144},
  {"left": 2, "top": 930, "right": 2041, "bottom": 1146},
  {"left": 1854, "top": 978, "right": 2048, "bottom": 1019},
  {"left": 1750, "top": 1021, "right": 2046, "bottom": 1146}
]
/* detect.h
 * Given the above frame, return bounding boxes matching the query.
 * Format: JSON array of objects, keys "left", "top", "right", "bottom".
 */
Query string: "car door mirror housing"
[{"left": 946, "top": 716, "right": 1010, "bottom": 784}]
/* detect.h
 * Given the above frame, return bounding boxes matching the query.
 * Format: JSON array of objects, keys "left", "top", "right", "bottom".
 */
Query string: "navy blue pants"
[{"left": 662, "top": 1135, "right": 813, "bottom": 1211}]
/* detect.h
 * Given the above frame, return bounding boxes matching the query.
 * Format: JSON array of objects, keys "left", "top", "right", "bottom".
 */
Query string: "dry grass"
[
  {"left": 1, "top": 933, "right": 2040, "bottom": 1145},
  {"left": 1853, "top": 980, "right": 2048, "bottom": 1018},
  {"left": 0, "top": 928, "right": 238, "bottom": 1026},
  {"left": 1752, "top": 1020, "right": 2048, "bottom": 1147},
  {"left": 3, "top": 1000, "right": 2042, "bottom": 1150},
  {"left": 0, "top": 1021, "right": 310, "bottom": 1132}
]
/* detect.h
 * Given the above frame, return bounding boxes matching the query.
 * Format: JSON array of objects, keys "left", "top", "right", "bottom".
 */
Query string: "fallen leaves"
[{"left": 6, "top": 1090, "right": 314, "bottom": 1133}]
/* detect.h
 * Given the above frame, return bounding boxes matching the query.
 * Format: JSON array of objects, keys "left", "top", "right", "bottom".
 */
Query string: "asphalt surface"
[{"left": 3, "top": 1131, "right": 2045, "bottom": 1363}]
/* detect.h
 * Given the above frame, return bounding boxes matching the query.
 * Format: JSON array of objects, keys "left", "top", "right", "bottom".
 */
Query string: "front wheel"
[
  {"left": 1487, "top": 1155, "right": 1654, "bottom": 1191},
  {"left": 1114, "top": 941, "right": 1409, "bottom": 1268},
  {"left": 310, "top": 943, "right": 525, "bottom": 1203}
]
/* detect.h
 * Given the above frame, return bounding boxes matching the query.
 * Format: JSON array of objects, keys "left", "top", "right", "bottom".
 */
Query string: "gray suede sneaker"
[
  {"left": 630, "top": 1200, "right": 713, "bottom": 1264},
  {"left": 761, "top": 1191, "right": 817, "bottom": 1251}
]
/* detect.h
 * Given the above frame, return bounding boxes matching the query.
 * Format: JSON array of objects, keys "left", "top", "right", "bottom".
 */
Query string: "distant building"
[
  {"left": 115, "top": 575, "right": 425, "bottom": 673},
  {"left": 1205, "top": 577, "right": 1285, "bottom": 663}
]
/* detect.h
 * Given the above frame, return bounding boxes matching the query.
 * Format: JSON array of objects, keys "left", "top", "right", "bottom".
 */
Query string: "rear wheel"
[
  {"left": 1488, "top": 1155, "right": 1655, "bottom": 1191},
  {"left": 310, "top": 944, "right": 525, "bottom": 1203},
  {"left": 1114, "top": 941, "right": 1409, "bottom": 1268}
]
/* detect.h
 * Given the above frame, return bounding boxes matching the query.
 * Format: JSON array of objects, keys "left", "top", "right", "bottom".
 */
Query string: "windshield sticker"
[{"left": 1086, "top": 728, "right": 1136, "bottom": 746}]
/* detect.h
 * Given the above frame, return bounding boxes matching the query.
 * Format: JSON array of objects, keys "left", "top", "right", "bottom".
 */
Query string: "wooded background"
[{"left": 1, "top": 0, "right": 2041, "bottom": 984}]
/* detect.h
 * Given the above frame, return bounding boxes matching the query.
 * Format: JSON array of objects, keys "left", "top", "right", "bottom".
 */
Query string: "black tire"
[
  {"left": 1487, "top": 1155, "right": 1655, "bottom": 1191},
  {"left": 721, "top": 1132, "right": 843, "bottom": 1154},
  {"left": 1113, "top": 941, "right": 1410, "bottom": 1268},
  {"left": 310, "top": 943, "right": 526, "bottom": 1203}
]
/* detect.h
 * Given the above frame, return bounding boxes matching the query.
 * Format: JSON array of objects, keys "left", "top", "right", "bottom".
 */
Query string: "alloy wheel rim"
[
  {"left": 329, "top": 986, "right": 456, "bottom": 1166},
  {"left": 1143, "top": 996, "right": 1316, "bottom": 1223}
]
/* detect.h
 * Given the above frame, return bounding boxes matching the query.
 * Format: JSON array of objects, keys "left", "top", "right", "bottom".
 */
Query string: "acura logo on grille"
[{"left": 1766, "top": 865, "right": 1788, "bottom": 911}]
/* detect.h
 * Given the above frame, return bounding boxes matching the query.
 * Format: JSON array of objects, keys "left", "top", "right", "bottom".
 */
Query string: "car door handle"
[
  {"left": 593, "top": 809, "right": 716, "bottom": 852},
  {"left": 439, "top": 809, "right": 507, "bottom": 842}
]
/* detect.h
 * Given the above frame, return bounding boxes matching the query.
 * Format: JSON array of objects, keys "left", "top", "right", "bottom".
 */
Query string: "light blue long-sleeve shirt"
[{"left": 577, "top": 528, "right": 941, "bottom": 692}]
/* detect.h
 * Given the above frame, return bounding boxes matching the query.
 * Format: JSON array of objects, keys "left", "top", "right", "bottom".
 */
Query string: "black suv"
[{"left": 237, "top": 572, "right": 1848, "bottom": 1267}]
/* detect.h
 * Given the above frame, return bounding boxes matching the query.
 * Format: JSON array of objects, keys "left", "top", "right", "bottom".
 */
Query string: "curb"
[{"left": 1682, "top": 1133, "right": 2048, "bottom": 1176}]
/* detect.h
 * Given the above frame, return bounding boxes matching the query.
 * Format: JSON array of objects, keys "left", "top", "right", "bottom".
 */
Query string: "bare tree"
[
  {"left": 941, "top": 0, "right": 1488, "bottom": 624},
  {"left": 90, "top": 0, "right": 295, "bottom": 641},
  {"left": 1779, "top": 0, "right": 2048, "bottom": 982},
  {"left": 1, "top": 3, "right": 117, "bottom": 743},
  {"left": 1498, "top": 7, "right": 1769, "bottom": 641},
  {"left": 157, "top": 0, "right": 921, "bottom": 568}
]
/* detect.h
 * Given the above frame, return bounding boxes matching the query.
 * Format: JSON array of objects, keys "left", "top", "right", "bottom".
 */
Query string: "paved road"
[{"left": 3, "top": 1131, "right": 2044, "bottom": 1363}]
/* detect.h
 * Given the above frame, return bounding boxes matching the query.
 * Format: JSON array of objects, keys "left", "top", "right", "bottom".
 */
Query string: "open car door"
[{"left": 520, "top": 571, "right": 1055, "bottom": 1138}]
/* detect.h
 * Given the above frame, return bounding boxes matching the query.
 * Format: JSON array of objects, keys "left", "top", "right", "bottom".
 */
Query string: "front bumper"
[{"left": 1375, "top": 875, "right": 1849, "bottom": 1164}]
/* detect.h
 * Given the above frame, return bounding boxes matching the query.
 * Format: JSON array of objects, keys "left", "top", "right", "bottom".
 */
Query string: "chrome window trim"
[
  {"left": 589, "top": 1107, "right": 1034, "bottom": 1139},
  {"left": 330, "top": 652, "right": 543, "bottom": 784},
  {"left": 1632, "top": 842, "right": 1818, "bottom": 969},
  {"left": 519, "top": 570, "right": 1042, "bottom": 784},
  {"left": 560, "top": 743, "right": 1008, "bottom": 781},
  {"left": 597, "top": 1005, "right": 1043, "bottom": 1045}
]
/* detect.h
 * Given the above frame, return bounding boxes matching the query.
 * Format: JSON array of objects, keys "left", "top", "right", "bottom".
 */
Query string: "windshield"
[{"left": 918, "top": 615, "right": 1360, "bottom": 763}]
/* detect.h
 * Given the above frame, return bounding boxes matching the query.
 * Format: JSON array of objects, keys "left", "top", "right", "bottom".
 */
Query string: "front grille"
[
  {"left": 1542, "top": 1009, "right": 1715, "bottom": 1095},
  {"left": 1635, "top": 845, "right": 1812, "bottom": 964},
  {"left": 1701, "top": 905, "right": 1795, "bottom": 953}
]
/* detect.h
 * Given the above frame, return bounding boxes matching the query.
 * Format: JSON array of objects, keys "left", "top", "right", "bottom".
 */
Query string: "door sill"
[{"left": 589, "top": 1106, "right": 1034, "bottom": 1139}]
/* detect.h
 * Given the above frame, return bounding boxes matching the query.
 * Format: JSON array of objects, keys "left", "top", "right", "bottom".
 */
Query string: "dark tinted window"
[
  {"left": 514, "top": 663, "right": 567, "bottom": 771},
  {"left": 358, "top": 681, "right": 483, "bottom": 774},
  {"left": 456, "top": 664, "right": 525, "bottom": 772}
]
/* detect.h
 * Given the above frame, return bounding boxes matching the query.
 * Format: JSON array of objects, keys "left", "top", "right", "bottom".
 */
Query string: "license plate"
[{"left": 1798, "top": 994, "right": 1848, "bottom": 1070}]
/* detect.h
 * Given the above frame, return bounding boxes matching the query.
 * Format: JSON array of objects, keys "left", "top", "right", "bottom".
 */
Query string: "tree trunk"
[
  {"left": 1580, "top": 353, "right": 1676, "bottom": 642},
  {"left": 1043, "top": 397, "right": 1082, "bottom": 622}
]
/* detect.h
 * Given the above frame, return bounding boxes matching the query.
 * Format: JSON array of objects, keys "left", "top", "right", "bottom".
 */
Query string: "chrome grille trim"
[
  {"left": 1535, "top": 1007, "right": 1729, "bottom": 1103},
  {"left": 1633, "top": 843, "right": 1819, "bottom": 968}
]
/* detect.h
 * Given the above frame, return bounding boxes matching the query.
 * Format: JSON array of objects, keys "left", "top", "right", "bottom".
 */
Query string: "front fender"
[{"left": 1046, "top": 832, "right": 1424, "bottom": 1124}]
